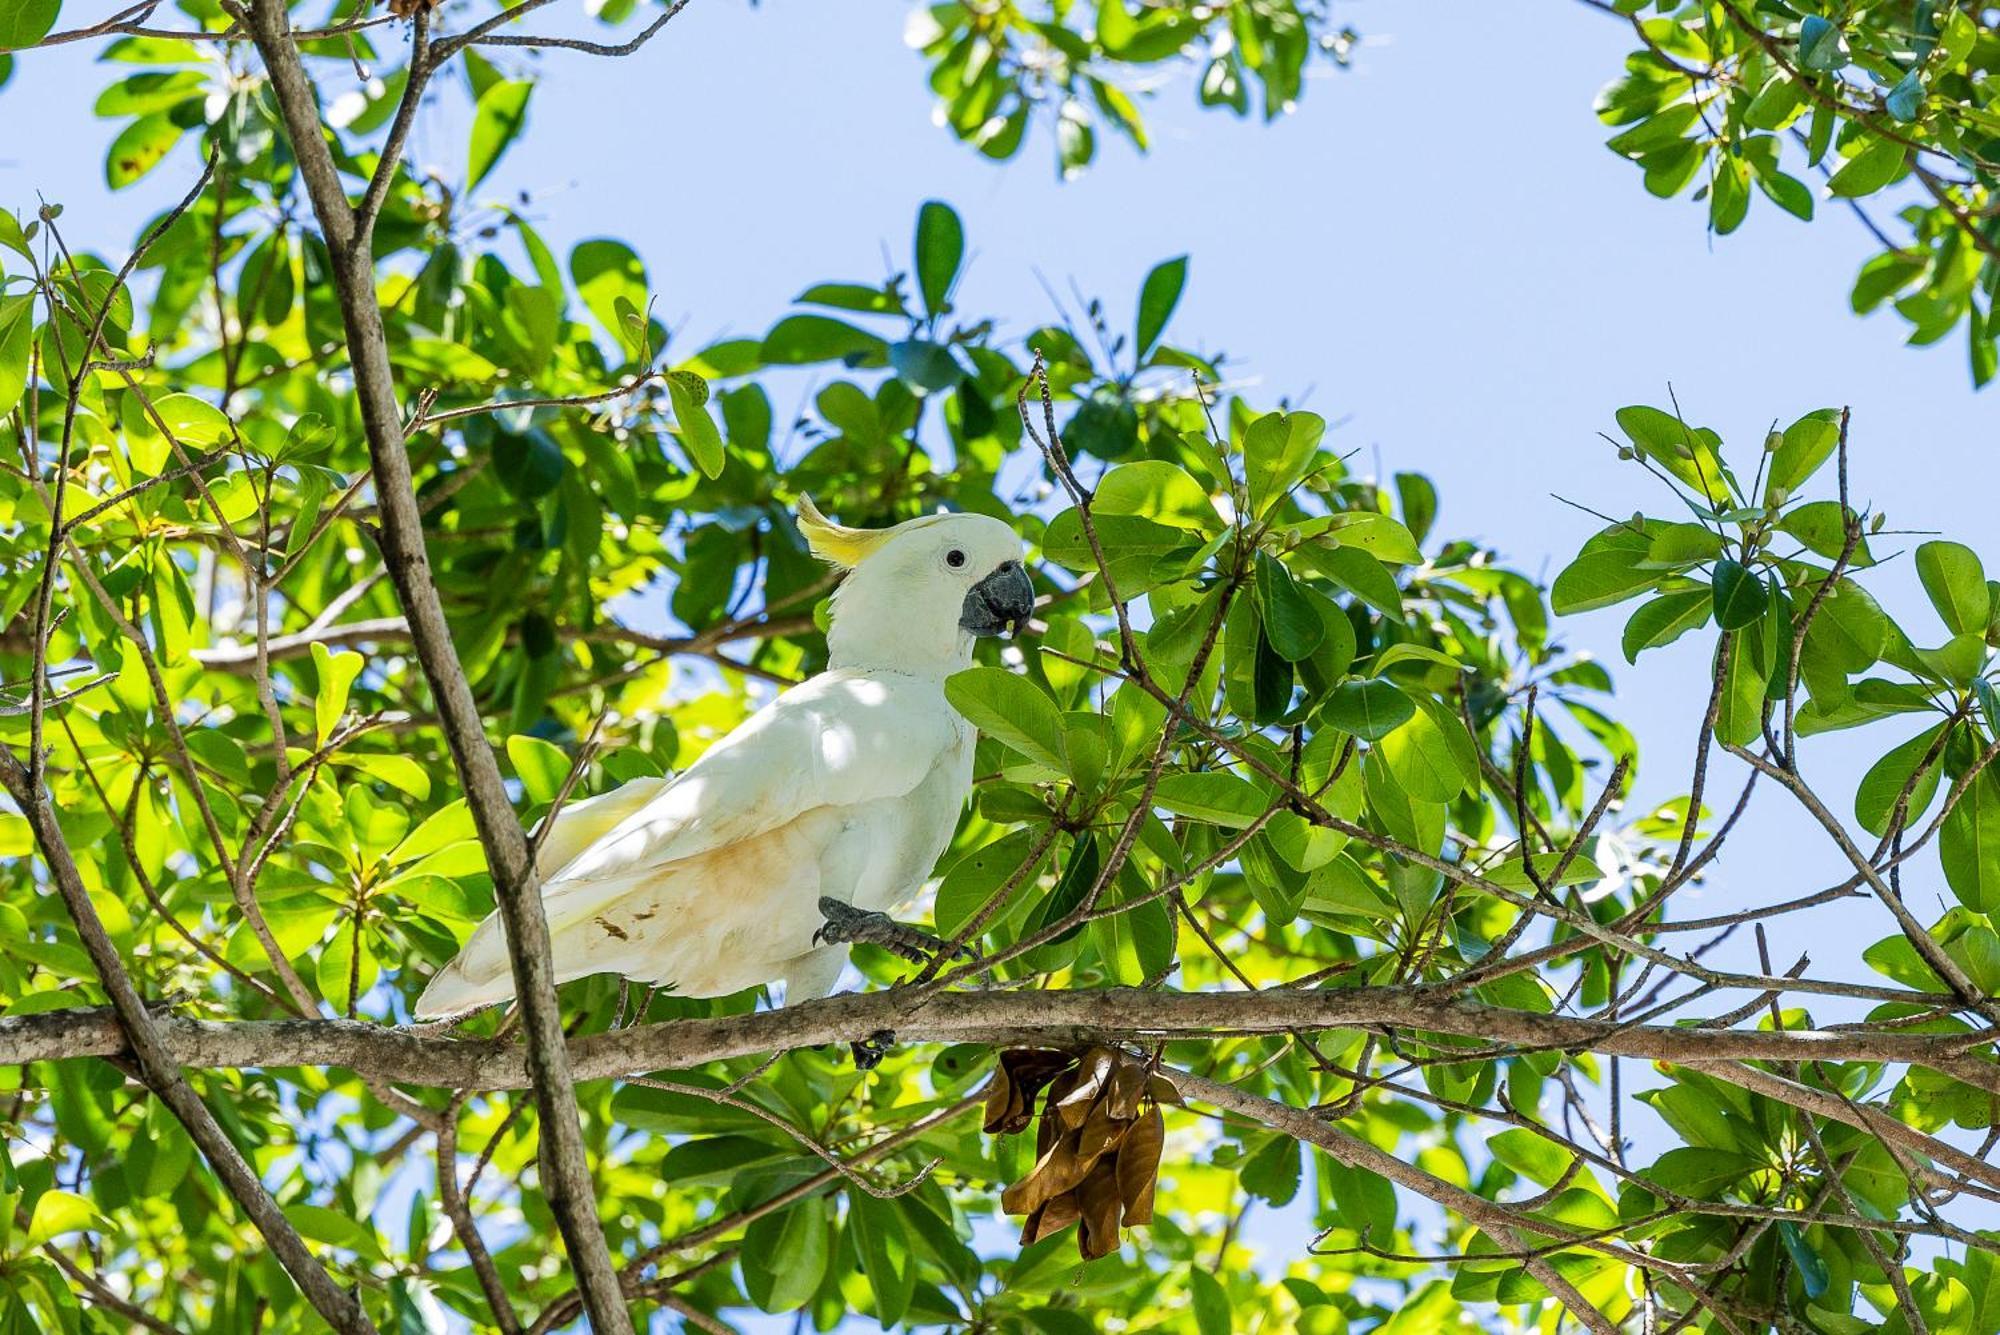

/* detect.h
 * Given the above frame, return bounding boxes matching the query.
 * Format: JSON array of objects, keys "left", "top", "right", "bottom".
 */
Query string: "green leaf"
[
  {"left": 1777, "top": 1221, "right": 1830, "bottom": 1299},
  {"left": 1374, "top": 696, "right": 1475, "bottom": 804},
  {"left": 1295, "top": 543, "right": 1404, "bottom": 622},
  {"left": 1710, "top": 560, "right": 1765, "bottom": 630},
  {"left": 1189, "top": 1268, "right": 1231, "bottom": 1335},
  {"left": 1243, "top": 410, "right": 1324, "bottom": 517},
  {"left": 1488, "top": 1130, "right": 1571, "bottom": 1188},
  {"left": 1134, "top": 254, "right": 1188, "bottom": 358},
  {"left": 1240, "top": 1135, "right": 1301, "bottom": 1206},
  {"left": 1322, "top": 678, "right": 1413, "bottom": 742},
  {"left": 104, "top": 113, "right": 180, "bottom": 190},
  {"left": 887, "top": 339, "right": 962, "bottom": 392},
  {"left": 848, "top": 1191, "right": 915, "bottom": 1326},
  {"left": 1614, "top": 405, "right": 1728, "bottom": 497},
  {"left": 1765, "top": 408, "right": 1840, "bottom": 501},
  {"left": 1152, "top": 771, "right": 1267, "bottom": 826},
  {"left": 467, "top": 80, "right": 533, "bottom": 189},
  {"left": 1551, "top": 520, "right": 1660, "bottom": 614},
  {"left": 1622, "top": 589, "right": 1711, "bottom": 662},
  {"left": 1255, "top": 552, "right": 1323, "bottom": 662},
  {"left": 310, "top": 643, "right": 362, "bottom": 743},
  {"left": 1640, "top": 1146, "right": 1761, "bottom": 1200},
  {"left": 1317, "top": 511, "right": 1422, "bottom": 565},
  {"left": 1798, "top": 15, "right": 1845, "bottom": 70},
  {"left": 507, "top": 735, "right": 570, "bottom": 805},
  {"left": 1778, "top": 500, "right": 1873, "bottom": 566},
  {"left": 1093, "top": 459, "right": 1216, "bottom": 530},
  {"left": 1828, "top": 136, "right": 1904, "bottom": 197},
  {"left": 0, "top": 295, "right": 31, "bottom": 416},
  {"left": 935, "top": 827, "right": 1051, "bottom": 936},
  {"left": 24, "top": 1189, "right": 96, "bottom": 1247},
  {"left": 150, "top": 391, "right": 233, "bottom": 445},
  {"left": 1916, "top": 541, "right": 1989, "bottom": 636},
  {"left": 945, "top": 667, "right": 1067, "bottom": 773},
  {"left": 914, "top": 200, "right": 964, "bottom": 318},
  {"left": 0, "top": 1, "right": 60, "bottom": 52},
  {"left": 1940, "top": 770, "right": 2000, "bottom": 915},
  {"left": 668, "top": 371, "right": 726, "bottom": 478},
  {"left": 761, "top": 314, "right": 889, "bottom": 367},
  {"left": 1855, "top": 723, "right": 1948, "bottom": 838},
  {"left": 571, "top": 239, "right": 648, "bottom": 348}
]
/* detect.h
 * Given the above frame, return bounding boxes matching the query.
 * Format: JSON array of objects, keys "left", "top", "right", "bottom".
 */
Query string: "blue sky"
[{"left": 7, "top": 0, "right": 1997, "bottom": 1322}]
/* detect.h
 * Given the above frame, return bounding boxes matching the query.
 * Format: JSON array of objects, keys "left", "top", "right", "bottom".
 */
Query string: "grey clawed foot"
[
  {"left": 814, "top": 896, "right": 976, "bottom": 965},
  {"left": 850, "top": 1029, "right": 896, "bottom": 1070}
]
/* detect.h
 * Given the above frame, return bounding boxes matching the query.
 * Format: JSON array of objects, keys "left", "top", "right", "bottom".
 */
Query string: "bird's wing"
[
  {"left": 413, "top": 672, "right": 964, "bottom": 1019},
  {"left": 530, "top": 773, "right": 672, "bottom": 879},
  {"left": 543, "top": 669, "right": 962, "bottom": 895}
]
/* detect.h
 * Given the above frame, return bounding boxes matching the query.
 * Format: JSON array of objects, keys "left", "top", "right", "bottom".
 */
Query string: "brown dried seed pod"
[
  {"left": 1116, "top": 1104, "right": 1165, "bottom": 1226},
  {"left": 1020, "top": 1190, "right": 1081, "bottom": 1246},
  {"left": 1076, "top": 1158, "right": 1125, "bottom": 1260}
]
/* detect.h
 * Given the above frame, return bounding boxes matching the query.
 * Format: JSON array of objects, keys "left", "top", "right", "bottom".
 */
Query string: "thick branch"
[
  {"left": 7, "top": 988, "right": 1993, "bottom": 1093},
  {"left": 240, "top": 4, "right": 632, "bottom": 1327}
]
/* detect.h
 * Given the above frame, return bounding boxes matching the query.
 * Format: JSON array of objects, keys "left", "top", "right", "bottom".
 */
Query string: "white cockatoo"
[{"left": 413, "top": 497, "right": 1034, "bottom": 1029}]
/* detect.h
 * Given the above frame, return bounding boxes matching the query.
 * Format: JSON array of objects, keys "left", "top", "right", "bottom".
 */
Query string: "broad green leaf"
[
  {"left": 1240, "top": 1134, "right": 1301, "bottom": 1206},
  {"left": 1092, "top": 459, "right": 1216, "bottom": 531},
  {"left": 761, "top": 314, "right": 889, "bottom": 366},
  {"left": 1855, "top": 723, "right": 1948, "bottom": 838},
  {"left": 150, "top": 391, "right": 233, "bottom": 445},
  {"left": 310, "top": 643, "right": 363, "bottom": 743},
  {"left": 668, "top": 372, "right": 726, "bottom": 477},
  {"left": 1765, "top": 408, "right": 1840, "bottom": 501},
  {"left": 506, "top": 735, "right": 571, "bottom": 806},
  {"left": 467, "top": 80, "right": 533, "bottom": 189},
  {"left": 1374, "top": 696, "right": 1474, "bottom": 804},
  {"left": 914, "top": 200, "right": 963, "bottom": 318},
  {"left": 1295, "top": 543, "right": 1404, "bottom": 622},
  {"left": 945, "top": 667, "right": 1067, "bottom": 773},
  {"left": 1152, "top": 771, "right": 1266, "bottom": 826},
  {"left": 1778, "top": 500, "right": 1873, "bottom": 566},
  {"left": 0, "top": 1, "right": 60, "bottom": 51},
  {"left": 1710, "top": 559, "right": 1765, "bottom": 630},
  {"left": 24, "top": 1189, "right": 96, "bottom": 1247},
  {"left": 1916, "top": 541, "right": 1988, "bottom": 636},
  {"left": 0, "top": 295, "right": 30, "bottom": 415},
  {"left": 935, "top": 827, "right": 1051, "bottom": 935},
  {"left": 1551, "top": 520, "right": 1662, "bottom": 614},
  {"left": 1488, "top": 1129, "right": 1572, "bottom": 1188},
  {"left": 104, "top": 113, "right": 180, "bottom": 190},
  {"left": 1940, "top": 770, "right": 2000, "bottom": 915},
  {"left": 1827, "top": 136, "right": 1904, "bottom": 197},
  {"left": 1317, "top": 511, "right": 1422, "bottom": 564},
  {"left": 1134, "top": 254, "right": 1188, "bottom": 357},
  {"left": 571, "top": 238, "right": 648, "bottom": 347},
  {"left": 1322, "top": 678, "right": 1413, "bottom": 742},
  {"left": 1190, "top": 1268, "right": 1230, "bottom": 1335},
  {"left": 1255, "top": 552, "right": 1323, "bottom": 661},
  {"left": 1622, "top": 588, "right": 1711, "bottom": 662},
  {"left": 1243, "top": 410, "right": 1324, "bottom": 517}
]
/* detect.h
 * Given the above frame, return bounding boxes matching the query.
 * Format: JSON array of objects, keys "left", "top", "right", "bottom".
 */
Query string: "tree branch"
[
  {"left": 239, "top": 3, "right": 632, "bottom": 1327},
  {"left": 5, "top": 987, "right": 1993, "bottom": 1093}
]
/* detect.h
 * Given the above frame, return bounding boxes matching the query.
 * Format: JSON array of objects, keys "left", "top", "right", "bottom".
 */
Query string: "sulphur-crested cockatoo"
[{"left": 413, "top": 497, "right": 1033, "bottom": 1023}]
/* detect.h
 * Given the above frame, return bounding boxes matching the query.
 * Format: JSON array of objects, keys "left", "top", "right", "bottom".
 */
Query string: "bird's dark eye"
[{"left": 945, "top": 549, "right": 967, "bottom": 569}]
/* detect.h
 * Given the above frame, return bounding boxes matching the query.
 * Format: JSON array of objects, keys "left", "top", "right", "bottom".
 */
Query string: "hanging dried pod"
[{"left": 987, "top": 1045, "right": 1180, "bottom": 1261}]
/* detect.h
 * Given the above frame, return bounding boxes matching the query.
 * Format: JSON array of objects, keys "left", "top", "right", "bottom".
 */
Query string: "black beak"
[{"left": 960, "top": 560, "right": 1035, "bottom": 638}]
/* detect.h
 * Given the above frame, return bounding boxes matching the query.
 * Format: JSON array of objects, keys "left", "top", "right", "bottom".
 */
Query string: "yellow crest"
[{"left": 794, "top": 495, "right": 895, "bottom": 569}]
